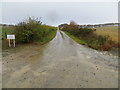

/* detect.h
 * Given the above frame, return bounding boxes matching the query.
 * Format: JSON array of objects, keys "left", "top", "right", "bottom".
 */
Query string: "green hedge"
[{"left": 15, "top": 17, "right": 57, "bottom": 43}]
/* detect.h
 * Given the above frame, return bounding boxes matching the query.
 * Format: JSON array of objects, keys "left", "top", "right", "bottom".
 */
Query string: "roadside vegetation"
[
  {"left": 1, "top": 26, "right": 15, "bottom": 40},
  {"left": 15, "top": 17, "right": 57, "bottom": 44},
  {"left": 1, "top": 17, "right": 57, "bottom": 48},
  {"left": 59, "top": 21, "right": 118, "bottom": 51}
]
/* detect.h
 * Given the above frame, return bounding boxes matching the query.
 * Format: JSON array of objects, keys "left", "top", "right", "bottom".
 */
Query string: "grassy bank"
[
  {"left": 63, "top": 31, "right": 86, "bottom": 45},
  {"left": 59, "top": 23, "right": 118, "bottom": 51},
  {"left": 64, "top": 31, "right": 117, "bottom": 51}
]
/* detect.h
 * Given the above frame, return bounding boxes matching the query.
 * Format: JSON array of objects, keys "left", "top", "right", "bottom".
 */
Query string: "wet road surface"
[{"left": 2, "top": 30, "right": 118, "bottom": 88}]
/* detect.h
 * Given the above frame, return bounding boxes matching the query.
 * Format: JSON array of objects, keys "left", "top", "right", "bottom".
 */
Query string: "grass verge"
[
  {"left": 63, "top": 31, "right": 118, "bottom": 51},
  {"left": 63, "top": 31, "right": 86, "bottom": 45}
]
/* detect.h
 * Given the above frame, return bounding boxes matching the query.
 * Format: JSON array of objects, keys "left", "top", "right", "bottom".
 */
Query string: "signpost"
[{"left": 7, "top": 35, "right": 15, "bottom": 47}]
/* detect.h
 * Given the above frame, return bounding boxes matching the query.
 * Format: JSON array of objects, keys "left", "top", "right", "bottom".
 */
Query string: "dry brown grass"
[{"left": 95, "top": 26, "right": 118, "bottom": 43}]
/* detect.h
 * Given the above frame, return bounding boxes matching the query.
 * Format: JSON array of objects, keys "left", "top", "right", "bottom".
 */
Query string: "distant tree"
[
  {"left": 70, "top": 21, "right": 77, "bottom": 26},
  {"left": 58, "top": 23, "right": 68, "bottom": 30}
]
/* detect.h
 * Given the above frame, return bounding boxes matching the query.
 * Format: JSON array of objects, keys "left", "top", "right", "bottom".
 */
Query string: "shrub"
[
  {"left": 60, "top": 21, "right": 117, "bottom": 51},
  {"left": 100, "top": 43, "right": 113, "bottom": 51},
  {"left": 33, "top": 25, "right": 57, "bottom": 41},
  {"left": 15, "top": 17, "right": 42, "bottom": 43},
  {"left": 15, "top": 17, "right": 57, "bottom": 43}
]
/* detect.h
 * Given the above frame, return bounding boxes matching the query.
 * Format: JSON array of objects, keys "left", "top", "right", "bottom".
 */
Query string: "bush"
[
  {"left": 15, "top": 17, "right": 42, "bottom": 43},
  {"left": 60, "top": 22, "right": 116, "bottom": 51},
  {"left": 62, "top": 24, "right": 94, "bottom": 37},
  {"left": 15, "top": 17, "right": 57, "bottom": 43},
  {"left": 33, "top": 25, "right": 57, "bottom": 42},
  {"left": 100, "top": 43, "right": 113, "bottom": 51}
]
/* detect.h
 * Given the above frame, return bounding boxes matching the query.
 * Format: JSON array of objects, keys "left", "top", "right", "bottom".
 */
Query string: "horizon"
[
  {"left": 0, "top": 22, "right": 119, "bottom": 26},
  {"left": 1, "top": 2, "right": 118, "bottom": 26}
]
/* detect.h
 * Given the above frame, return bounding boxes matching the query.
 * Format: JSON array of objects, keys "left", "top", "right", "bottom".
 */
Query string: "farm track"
[{"left": 2, "top": 30, "right": 118, "bottom": 88}]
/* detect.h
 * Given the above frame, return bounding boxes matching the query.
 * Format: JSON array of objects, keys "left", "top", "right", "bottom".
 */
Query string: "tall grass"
[{"left": 95, "top": 26, "right": 118, "bottom": 43}]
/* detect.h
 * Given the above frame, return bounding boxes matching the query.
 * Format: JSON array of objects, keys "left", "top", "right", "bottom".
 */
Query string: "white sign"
[{"left": 7, "top": 35, "right": 15, "bottom": 39}]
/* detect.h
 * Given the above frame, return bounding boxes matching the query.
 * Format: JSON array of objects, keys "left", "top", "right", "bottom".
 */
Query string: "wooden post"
[
  {"left": 8, "top": 39, "right": 11, "bottom": 47},
  {"left": 13, "top": 39, "right": 15, "bottom": 47}
]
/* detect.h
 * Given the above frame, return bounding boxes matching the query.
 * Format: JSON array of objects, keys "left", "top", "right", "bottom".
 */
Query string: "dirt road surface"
[{"left": 2, "top": 30, "right": 118, "bottom": 88}]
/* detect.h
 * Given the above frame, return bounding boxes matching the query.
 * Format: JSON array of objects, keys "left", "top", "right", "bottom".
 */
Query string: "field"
[
  {"left": 95, "top": 26, "right": 118, "bottom": 43},
  {"left": 0, "top": 26, "right": 15, "bottom": 39}
]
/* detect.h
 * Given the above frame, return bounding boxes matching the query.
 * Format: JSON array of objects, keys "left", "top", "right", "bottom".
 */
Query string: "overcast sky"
[{"left": 1, "top": 1, "right": 119, "bottom": 26}]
